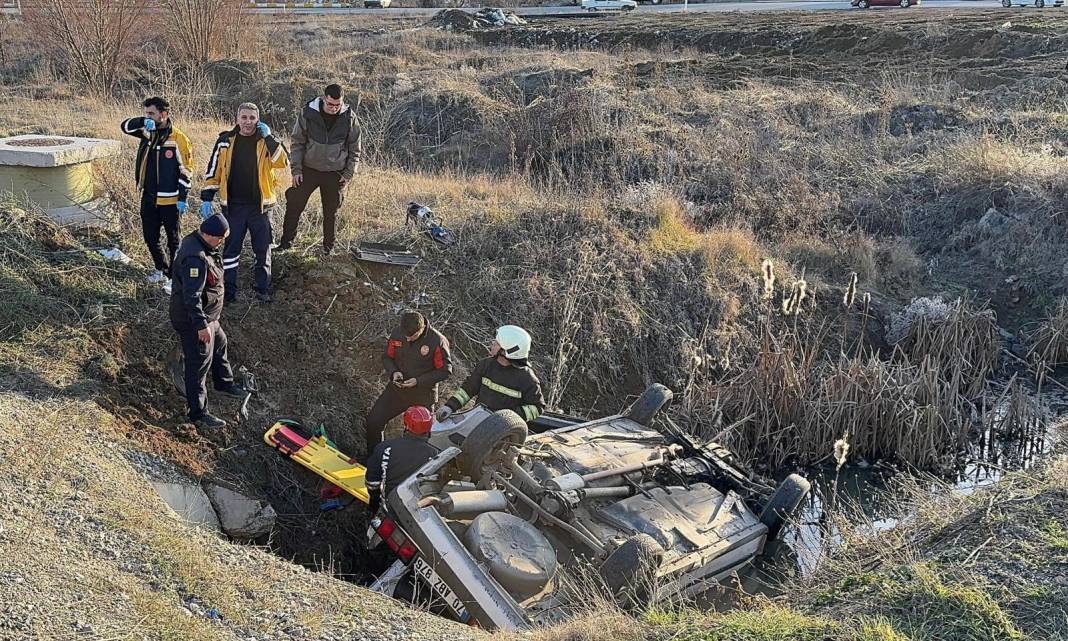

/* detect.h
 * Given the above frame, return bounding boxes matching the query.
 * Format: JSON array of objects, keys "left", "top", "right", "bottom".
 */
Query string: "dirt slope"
[{"left": 0, "top": 392, "right": 480, "bottom": 641}]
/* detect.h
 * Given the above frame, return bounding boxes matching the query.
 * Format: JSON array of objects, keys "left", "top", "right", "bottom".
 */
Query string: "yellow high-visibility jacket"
[{"left": 200, "top": 127, "right": 288, "bottom": 208}]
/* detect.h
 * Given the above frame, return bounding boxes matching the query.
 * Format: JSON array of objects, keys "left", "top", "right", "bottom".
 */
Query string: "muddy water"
[{"left": 765, "top": 384, "right": 1068, "bottom": 587}]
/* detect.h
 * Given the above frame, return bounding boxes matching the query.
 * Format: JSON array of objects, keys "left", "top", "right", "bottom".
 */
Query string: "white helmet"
[{"left": 495, "top": 325, "right": 531, "bottom": 361}]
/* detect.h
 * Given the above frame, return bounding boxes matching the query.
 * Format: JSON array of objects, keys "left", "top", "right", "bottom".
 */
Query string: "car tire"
[
  {"left": 1035, "top": 0, "right": 1044, "bottom": 6},
  {"left": 624, "top": 384, "right": 673, "bottom": 426},
  {"left": 898, "top": 0, "right": 909, "bottom": 6},
  {"left": 758, "top": 474, "right": 811, "bottom": 540},
  {"left": 599, "top": 534, "right": 663, "bottom": 609},
  {"left": 858, "top": 0, "right": 869, "bottom": 6},
  {"left": 458, "top": 410, "right": 527, "bottom": 481},
  {"left": 1001, "top": 0, "right": 1011, "bottom": 5}
]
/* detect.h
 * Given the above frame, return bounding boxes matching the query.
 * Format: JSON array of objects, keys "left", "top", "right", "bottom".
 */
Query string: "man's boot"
[{"left": 193, "top": 414, "right": 227, "bottom": 430}]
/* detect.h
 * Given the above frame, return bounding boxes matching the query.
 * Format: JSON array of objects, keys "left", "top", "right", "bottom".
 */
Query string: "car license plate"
[{"left": 413, "top": 556, "right": 469, "bottom": 621}]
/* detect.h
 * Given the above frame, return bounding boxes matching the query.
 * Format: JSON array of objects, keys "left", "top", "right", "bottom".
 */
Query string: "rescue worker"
[
  {"left": 363, "top": 311, "right": 452, "bottom": 457},
  {"left": 120, "top": 96, "right": 194, "bottom": 293},
  {"left": 365, "top": 406, "right": 440, "bottom": 515},
  {"left": 200, "top": 102, "right": 289, "bottom": 304},
  {"left": 169, "top": 214, "right": 248, "bottom": 430},
  {"left": 276, "top": 83, "right": 362, "bottom": 255},
  {"left": 435, "top": 326, "right": 545, "bottom": 424}
]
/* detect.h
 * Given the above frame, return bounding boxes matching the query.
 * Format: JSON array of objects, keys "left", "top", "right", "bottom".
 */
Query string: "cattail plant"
[
  {"left": 841, "top": 272, "right": 858, "bottom": 355},
  {"left": 842, "top": 272, "right": 858, "bottom": 309},
  {"left": 762, "top": 259, "right": 776, "bottom": 300}
]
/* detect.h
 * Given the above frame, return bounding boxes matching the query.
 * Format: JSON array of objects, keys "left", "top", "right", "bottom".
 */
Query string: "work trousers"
[
  {"left": 140, "top": 190, "right": 180, "bottom": 275},
  {"left": 223, "top": 202, "right": 273, "bottom": 296},
  {"left": 363, "top": 384, "right": 434, "bottom": 455},
  {"left": 281, "top": 167, "right": 344, "bottom": 251},
  {"left": 176, "top": 320, "right": 234, "bottom": 420}
]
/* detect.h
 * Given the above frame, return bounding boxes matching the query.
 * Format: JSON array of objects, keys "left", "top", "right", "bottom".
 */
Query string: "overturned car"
[{"left": 359, "top": 384, "right": 810, "bottom": 630}]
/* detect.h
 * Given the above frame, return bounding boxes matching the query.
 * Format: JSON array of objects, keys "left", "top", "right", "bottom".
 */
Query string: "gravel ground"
[{"left": 0, "top": 394, "right": 482, "bottom": 641}]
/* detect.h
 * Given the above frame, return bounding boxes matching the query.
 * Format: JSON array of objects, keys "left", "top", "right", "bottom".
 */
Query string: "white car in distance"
[{"left": 579, "top": 0, "right": 638, "bottom": 11}]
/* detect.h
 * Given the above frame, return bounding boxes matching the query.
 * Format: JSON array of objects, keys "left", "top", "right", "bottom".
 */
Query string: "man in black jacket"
[
  {"left": 169, "top": 214, "right": 247, "bottom": 430},
  {"left": 365, "top": 406, "right": 440, "bottom": 515},
  {"left": 120, "top": 96, "right": 194, "bottom": 292},
  {"left": 363, "top": 311, "right": 452, "bottom": 456},
  {"left": 276, "top": 83, "right": 362, "bottom": 255}
]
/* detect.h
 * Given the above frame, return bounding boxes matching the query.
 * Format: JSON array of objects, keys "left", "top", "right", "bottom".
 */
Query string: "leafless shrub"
[
  {"left": 159, "top": 0, "right": 246, "bottom": 66},
  {"left": 23, "top": 0, "right": 149, "bottom": 95}
]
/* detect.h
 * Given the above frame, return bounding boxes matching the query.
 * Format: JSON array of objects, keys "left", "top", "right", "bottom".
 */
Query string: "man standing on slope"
[
  {"left": 276, "top": 83, "right": 361, "bottom": 255},
  {"left": 435, "top": 325, "right": 545, "bottom": 424},
  {"left": 200, "top": 102, "right": 289, "bottom": 304},
  {"left": 120, "top": 96, "right": 194, "bottom": 294},
  {"left": 169, "top": 214, "right": 248, "bottom": 430},
  {"left": 363, "top": 311, "right": 452, "bottom": 457}
]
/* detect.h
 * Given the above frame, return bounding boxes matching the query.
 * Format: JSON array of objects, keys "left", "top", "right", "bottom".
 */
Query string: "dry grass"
[{"left": 1028, "top": 298, "right": 1068, "bottom": 367}]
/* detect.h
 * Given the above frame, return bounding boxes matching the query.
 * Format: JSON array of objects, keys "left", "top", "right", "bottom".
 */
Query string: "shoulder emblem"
[
  {"left": 189, "top": 267, "right": 199, "bottom": 278},
  {"left": 420, "top": 345, "right": 430, "bottom": 356}
]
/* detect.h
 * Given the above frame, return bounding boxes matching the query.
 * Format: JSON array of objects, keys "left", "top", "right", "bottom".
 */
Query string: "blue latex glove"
[
  {"left": 176, "top": 200, "right": 187, "bottom": 214},
  {"left": 256, "top": 122, "right": 270, "bottom": 137},
  {"left": 200, "top": 202, "right": 213, "bottom": 219},
  {"left": 143, "top": 118, "right": 156, "bottom": 132}
]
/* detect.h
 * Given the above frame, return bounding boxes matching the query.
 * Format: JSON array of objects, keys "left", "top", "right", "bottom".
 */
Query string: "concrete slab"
[
  {"left": 204, "top": 484, "right": 277, "bottom": 539},
  {"left": 152, "top": 482, "right": 222, "bottom": 532},
  {"left": 0, "top": 135, "right": 121, "bottom": 168}
]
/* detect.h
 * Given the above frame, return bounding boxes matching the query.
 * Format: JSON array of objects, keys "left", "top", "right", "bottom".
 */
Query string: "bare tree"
[
  {"left": 24, "top": 0, "right": 149, "bottom": 95},
  {"left": 161, "top": 0, "right": 245, "bottom": 66}
]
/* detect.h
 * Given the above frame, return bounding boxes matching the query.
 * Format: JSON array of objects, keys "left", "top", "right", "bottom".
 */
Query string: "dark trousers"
[
  {"left": 363, "top": 385, "right": 433, "bottom": 455},
  {"left": 177, "top": 320, "right": 235, "bottom": 420},
  {"left": 281, "top": 167, "right": 344, "bottom": 250},
  {"left": 140, "top": 190, "right": 180, "bottom": 276},
  {"left": 223, "top": 202, "right": 273, "bottom": 296}
]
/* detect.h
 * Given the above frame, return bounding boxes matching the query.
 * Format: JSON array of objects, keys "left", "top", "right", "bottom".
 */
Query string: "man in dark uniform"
[
  {"left": 435, "top": 325, "right": 545, "bottom": 424},
  {"left": 169, "top": 214, "right": 247, "bottom": 430},
  {"left": 363, "top": 311, "right": 452, "bottom": 457},
  {"left": 365, "top": 406, "right": 440, "bottom": 515}
]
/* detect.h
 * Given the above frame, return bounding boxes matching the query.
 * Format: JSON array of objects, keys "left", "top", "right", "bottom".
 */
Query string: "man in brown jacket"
[
  {"left": 276, "top": 83, "right": 361, "bottom": 255},
  {"left": 363, "top": 311, "right": 452, "bottom": 457}
]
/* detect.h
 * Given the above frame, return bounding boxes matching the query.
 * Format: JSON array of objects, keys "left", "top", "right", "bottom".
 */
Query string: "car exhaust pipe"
[
  {"left": 436, "top": 490, "right": 510, "bottom": 517},
  {"left": 547, "top": 449, "right": 677, "bottom": 491}
]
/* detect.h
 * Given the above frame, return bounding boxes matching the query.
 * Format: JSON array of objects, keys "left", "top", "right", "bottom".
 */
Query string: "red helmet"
[{"left": 403, "top": 406, "right": 433, "bottom": 436}]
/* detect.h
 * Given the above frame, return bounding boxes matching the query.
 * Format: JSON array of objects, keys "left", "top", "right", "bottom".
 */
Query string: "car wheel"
[
  {"left": 599, "top": 534, "right": 663, "bottom": 609},
  {"left": 458, "top": 409, "right": 527, "bottom": 481},
  {"left": 858, "top": 0, "right": 869, "bottom": 6},
  {"left": 758, "top": 474, "right": 811, "bottom": 540},
  {"left": 624, "top": 384, "right": 673, "bottom": 426},
  {"left": 898, "top": 0, "right": 909, "bottom": 6},
  {"left": 1001, "top": 0, "right": 1011, "bottom": 5},
  {"left": 1035, "top": 0, "right": 1045, "bottom": 6}
]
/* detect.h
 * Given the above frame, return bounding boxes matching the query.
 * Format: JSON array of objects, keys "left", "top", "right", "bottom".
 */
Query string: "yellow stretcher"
[{"left": 263, "top": 420, "right": 369, "bottom": 504}]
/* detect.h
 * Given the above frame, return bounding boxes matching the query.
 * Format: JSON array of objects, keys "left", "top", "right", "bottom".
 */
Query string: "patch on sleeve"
[{"left": 189, "top": 267, "right": 199, "bottom": 278}]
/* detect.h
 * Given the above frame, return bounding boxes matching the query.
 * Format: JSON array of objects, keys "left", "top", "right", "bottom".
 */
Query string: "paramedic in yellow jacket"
[
  {"left": 200, "top": 102, "right": 289, "bottom": 304},
  {"left": 120, "top": 96, "right": 194, "bottom": 293}
]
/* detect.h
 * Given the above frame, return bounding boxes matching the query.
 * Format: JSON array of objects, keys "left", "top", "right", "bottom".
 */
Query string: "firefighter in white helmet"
[{"left": 435, "top": 325, "right": 545, "bottom": 423}]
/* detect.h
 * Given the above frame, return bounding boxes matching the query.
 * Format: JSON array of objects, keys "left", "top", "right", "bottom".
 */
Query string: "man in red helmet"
[{"left": 364, "top": 406, "right": 440, "bottom": 515}]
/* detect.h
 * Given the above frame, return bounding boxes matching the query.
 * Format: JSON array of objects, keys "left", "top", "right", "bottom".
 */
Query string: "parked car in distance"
[
  {"left": 579, "top": 0, "right": 638, "bottom": 11},
  {"left": 364, "top": 0, "right": 391, "bottom": 7},
  {"left": 851, "top": 0, "right": 916, "bottom": 7},
  {"left": 1001, "top": 0, "right": 1062, "bottom": 6}
]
